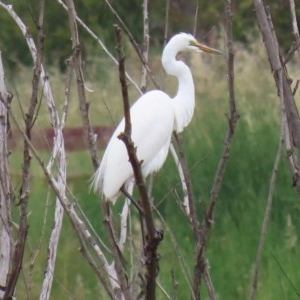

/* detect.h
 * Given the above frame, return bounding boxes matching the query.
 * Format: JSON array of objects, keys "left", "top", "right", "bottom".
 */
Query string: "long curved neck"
[{"left": 162, "top": 49, "right": 195, "bottom": 133}]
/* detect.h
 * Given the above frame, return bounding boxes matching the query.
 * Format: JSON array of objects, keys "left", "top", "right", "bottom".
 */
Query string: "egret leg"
[
  {"left": 120, "top": 186, "right": 144, "bottom": 216},
  {"left": 120, "top": 185, "right": 146, "bottom": 245}
]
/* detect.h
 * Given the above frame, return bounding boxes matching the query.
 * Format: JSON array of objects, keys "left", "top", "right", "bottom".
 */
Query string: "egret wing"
[{"left": 93, "top": 90, "right": 174, "bottom": 201}]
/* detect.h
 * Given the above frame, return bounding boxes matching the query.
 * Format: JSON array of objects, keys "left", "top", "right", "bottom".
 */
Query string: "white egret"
[{"left": 92, "top": 33, "right": 221, "bottom": 203}]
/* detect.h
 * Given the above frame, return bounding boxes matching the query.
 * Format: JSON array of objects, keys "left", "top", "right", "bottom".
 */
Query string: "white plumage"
[{"left": 91, "top": 33, "right": 221, "bottom": 202}]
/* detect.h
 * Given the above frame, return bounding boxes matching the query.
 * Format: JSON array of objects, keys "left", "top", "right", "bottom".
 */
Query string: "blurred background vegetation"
[
  {"left": 0, "top": 0, "right": 299, "bottom": 71},
  {"left": 1, "top": 0, "right": 300, "bottom": 299}
]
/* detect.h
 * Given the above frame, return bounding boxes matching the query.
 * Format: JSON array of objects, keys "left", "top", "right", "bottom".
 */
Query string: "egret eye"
[
  {"left": 176, "top": 51, "right": 183, "bottom": 60},
  {"left": 176, "top": 52, "right": 189, "bottom": 62}
]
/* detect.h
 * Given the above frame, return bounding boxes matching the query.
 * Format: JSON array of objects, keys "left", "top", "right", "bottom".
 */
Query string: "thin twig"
[
  {"left": 249, "top": 15, "right": 286, "bottom": 297},
  {"left": 207, "top": 0, "right": 238, "bottom": 230},
  {"left": 164, "top": 0, "right": 170, "bottom": 47},
  {"left": 207, "top": 0, "right": 238, "bottom": 219},
  {"left": 102, "top": 201, "right": 128, "bottom": 299},
  {"left": 61, "top": 58, "right": 73, "bottom": 127},
  {"left": 56, "top": 0, "right": 142, "bottom": 95},
  {"left": 192, "top": 1, "right": 238, "bottom": 299},
  {"left": 272, "top": 253, "right": 300, "bottom": 297},
  {"left": 104, "top": 0, "right": 160, "bottom": 89},
  {"left": 141, "top": 0, "right": 149, "bottom": 93},
  {"left": 249, "top": 108, "right": 284, "bottom": 300},
  {"left": 65, "top": 0, "right": 98, "bottom": 170},
  {"left": 203, "top": 261, "right": 215, "bottom": 300},
  {"left": 172, "top": 133, "right": 199, "bottom": 238},
  {"left": 153, "top": 205, "right": 193, "bottom": 294},
  {"left": 28, "top": 186, "right": 50, "bottom": 293},
  {"left": 288, "top": 0, "right": 300, "bottom": 57},
  {"left": 282, "top": 0, "right": 300, "bottom": 65},
  {"left": 171, "top": 270, "right": 178, "bottom": 300},
  {"left": 193, "top": 1, "right": 199, "bottom": 36},
  {"left": 118, "top": 184, "right": 134, "bottom": 252},
  {"left": 40, "top": 68, "right": 68, "bottom": 300},
  {"left": 157, "top": 280, "right": 172, "bottom": 300},
  {"left": 169, "top": 143, "right": 190, "bottom": 217}
]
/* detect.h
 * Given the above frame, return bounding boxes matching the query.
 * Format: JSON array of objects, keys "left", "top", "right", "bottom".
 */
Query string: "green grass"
[{"left": 7, "top": 39, "right": 300, "bottom": 299}]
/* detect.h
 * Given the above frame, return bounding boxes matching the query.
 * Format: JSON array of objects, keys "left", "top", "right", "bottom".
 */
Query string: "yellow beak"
[{"left": 196, "top": 42, "right": 222, "bottom": 55}]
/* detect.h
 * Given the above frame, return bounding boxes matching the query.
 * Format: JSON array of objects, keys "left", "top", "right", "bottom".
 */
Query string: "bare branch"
[
  {"left": 0, "top": 4, "right": 121, "bottom": 298},
  {"left": 115, "top": 25, "right": 162, "bottom": 300},
  {"left": 169, "top": 143, "right": 190, "bottom": 216},
  {"left": 272, "top": 254, "right": 300, "bottom": 297},
  {"left": 61, "top": 58, "right": 73, "bottom": 127},
  {"left": 115, "top": 28, "right": 132, "bottom": 140},
  {"left": 191, "top": 1, "right": 238, "bottom": 299},
  {"left": 153, "top": 206, "right": 193, "bottom": 293},
  {"left": 288, "top": 0, "right": 300, "bottom": 56},
  {"left": 40, "top": 70, "right": 69, "bottom": 300},
  {"left": 64, "top": 3, "right": 134, "bottom": 298},
  {"left": 56, "top": 0, "right": 142, "bottom": 94},
  {"left": 164, "top": 0, "right": 170, "bottom": 47},
  {"left": 193, "top": 1, "right": 199, "bottom": 36},
  {"left": 65, "top": 0, "right": 98, "bottom": 170},
  {"left": 0, "top": 3, "right": 58, "bottom": 131},
  {"left": 118, "top": 184, "right": 133, "bottom": 252},
  {"left": 40, "top": 200, "right": 64, "bottom": 300},
  {"left": 9, "top": 106, "right": 116, "bottom": 298},
  {"left": 0, "top": 4, "right": 70, "bottom": 298},
  {"left": 4, "top": 1, "right": 46, "bottom": 297},
  {"left": 252, "top": 0, "right": 300, "bottom": 191},
  {"left": 141, "top": 0, "right": 149, "bottom": 93},
  {"left": 0, "top": 50, "right": 13, "bottom": 300},
  {"left": 104, "top": 0, "right": 160, "bottom": 89},
  {"left": 283, "top": 0, "right": 300, "bottom": 65},
  {"left": 249, "top": 108, "right": 284, "bottom": 300},
  {"left": 207, "top": 0, "right": 238, "bottom": 218},
  {"left": 172, "top": 133, "right": 199, "bottom": 237}
]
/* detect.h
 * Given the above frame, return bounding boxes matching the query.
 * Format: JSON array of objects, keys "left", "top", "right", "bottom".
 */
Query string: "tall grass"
[{"left": 7, "top": 38, "right": 300, "bottom": 299}]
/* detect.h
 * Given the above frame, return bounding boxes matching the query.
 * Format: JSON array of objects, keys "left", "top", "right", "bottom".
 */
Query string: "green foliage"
[{"left": 0, "top": 0, "right": 299, "bottom": 71}]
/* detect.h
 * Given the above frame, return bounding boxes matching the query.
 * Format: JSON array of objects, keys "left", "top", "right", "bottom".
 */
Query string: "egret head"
[{"left": 166, "top": 33, "right": 222, "bottom": 55}]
